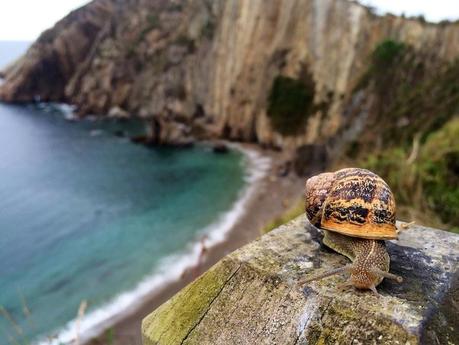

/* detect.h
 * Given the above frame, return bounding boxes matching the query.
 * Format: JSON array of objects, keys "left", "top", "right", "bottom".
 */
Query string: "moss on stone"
[
  {"left": 142, "top": 215, "right": 459, "bottom": 344},
  {"left": 142, "top": 259, "right": 239, "bottom": 345}
]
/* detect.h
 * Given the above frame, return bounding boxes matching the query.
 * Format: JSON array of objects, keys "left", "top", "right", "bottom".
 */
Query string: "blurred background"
[{"left": 0, "top": 0, "right": 458, "bottom": 344}]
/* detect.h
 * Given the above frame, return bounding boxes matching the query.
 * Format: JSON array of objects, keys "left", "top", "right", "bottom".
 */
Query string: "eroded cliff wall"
[{"left": 1, "top": 0, "right": 458, "bottom": 150}]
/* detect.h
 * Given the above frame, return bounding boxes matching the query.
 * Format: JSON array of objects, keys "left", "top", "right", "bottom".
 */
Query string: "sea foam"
[{"left": 36, "top": 144, "right": 271, "bottom": 345}]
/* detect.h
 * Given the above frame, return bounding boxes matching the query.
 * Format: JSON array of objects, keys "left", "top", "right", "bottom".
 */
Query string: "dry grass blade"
[{"left": 0, "top": 306, "right": 24, "bottom": 337}]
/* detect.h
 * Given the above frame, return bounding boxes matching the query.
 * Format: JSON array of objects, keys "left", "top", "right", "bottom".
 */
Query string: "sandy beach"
[{"left": 84, "top": 144, "right": 305, "bottom": 345}]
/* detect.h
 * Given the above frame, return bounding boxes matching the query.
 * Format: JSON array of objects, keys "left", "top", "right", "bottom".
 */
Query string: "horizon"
[{"left": 0, "top": 0, "right": 458, "bottom": 41}]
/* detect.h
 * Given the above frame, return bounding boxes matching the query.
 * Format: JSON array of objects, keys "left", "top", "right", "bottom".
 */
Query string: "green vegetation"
[
  {"left": 353, "top": 40, "right": 459, "bottom": 149},
  {"left": 142, "top": 260, "right": 238, "bottom": 344},
  {"left": 418, "top": 119, "right": 459, "bottom": 229},
  {"left": 202, "top": 21, "right": 216, "bottom": 40},
  {"left": 174, "top": 34, "right": 196, "bottom": 53},
  {"left": 87, "top": 328, "right": 115, "bottom": 344},
  {"left": 372, "top": 40, "right": 405, "bottom": 68},
  {"left": 354, "top": 39, "right": 406, "bottom": 93},
  {"left": 348, "top": 39, "right": 459, "bottom": 232},
  {"left": 267, "top": 74, "right": 315, "bottom": 136},
  {"left": 358, "top": 118, "right": 459, "bottom": 232}
]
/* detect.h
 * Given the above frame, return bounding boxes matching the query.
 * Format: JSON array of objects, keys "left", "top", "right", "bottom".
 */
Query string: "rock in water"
[
  {"left": 212, "top": 142, "right": 229, "bottom": 154},
  {"left": 142, "top": 215, "right": 459, "bottom": 345}
]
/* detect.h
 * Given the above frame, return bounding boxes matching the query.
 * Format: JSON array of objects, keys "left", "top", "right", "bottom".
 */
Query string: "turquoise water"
[{"left": 0, "top": 100, "right": 246, "bottom": 340}]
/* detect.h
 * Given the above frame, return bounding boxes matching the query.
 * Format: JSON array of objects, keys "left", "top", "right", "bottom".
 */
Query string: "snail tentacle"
[
  {"left": 337, "top": 280, "right": 354, "bottom": 291},
  {"left": 370, "top": 268, "right": 403, "bottom": 283},
  {"left": 300, "top": 264, "right": 352, "bottom": 284},
  {"left": 370, "top": 285, "right": 380, "bottom": 296}
]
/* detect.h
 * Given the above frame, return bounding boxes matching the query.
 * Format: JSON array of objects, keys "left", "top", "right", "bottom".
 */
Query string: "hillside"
[{"left": 0, "top": 0, "right": 458, "bottom": 229}]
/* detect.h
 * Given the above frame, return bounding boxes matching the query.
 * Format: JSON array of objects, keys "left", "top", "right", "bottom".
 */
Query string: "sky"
[
  {"left": 359, "top": 0, "right": 459, "bottom": 21},
  {"left": 0, "top": 0, "right": 458, "bottom": 41},
  {"left": 0, "top": 0, "right": 91, "bottom": 41}
]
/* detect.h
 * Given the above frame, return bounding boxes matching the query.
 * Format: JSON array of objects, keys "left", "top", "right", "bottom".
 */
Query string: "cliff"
[
  {"left": 1, "top": 0, "right": 459, "bottom": 149},
  {"left": 142, "top": 215, "right": 459, "bottom": 345},
  {"left": 1, "top": 0, "right": 458, "bottom": 229}
]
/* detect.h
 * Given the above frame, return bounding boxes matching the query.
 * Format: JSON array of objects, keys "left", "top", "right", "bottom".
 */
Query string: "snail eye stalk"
[
  {"left": 370, "top": 268, "right": 403, "bottom": 283},
  {"left": 300, "top": 264, "right": 352, "bottom": 284}
]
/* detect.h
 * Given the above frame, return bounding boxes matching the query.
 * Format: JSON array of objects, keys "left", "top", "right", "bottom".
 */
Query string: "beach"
[{"left": 85, "top": 144, "right": 305, "bottom": 345}]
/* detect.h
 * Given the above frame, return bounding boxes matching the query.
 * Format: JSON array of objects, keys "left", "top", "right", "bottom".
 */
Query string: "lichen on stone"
[
  {"left": 142, "top": 259, "right": 239, "bottom": 345},
  {"left": 142, "top": 215, "right": 459, "bottom": 344}
]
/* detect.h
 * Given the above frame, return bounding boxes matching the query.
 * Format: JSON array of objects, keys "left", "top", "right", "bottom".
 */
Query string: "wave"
[{"left": 36, "top": 144, "right": 271, "bottom": 345}]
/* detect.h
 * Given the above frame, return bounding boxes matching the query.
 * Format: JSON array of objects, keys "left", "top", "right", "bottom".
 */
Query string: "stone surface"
[{"left": 142, "top": 215, "right": 459, "bottom": 345}]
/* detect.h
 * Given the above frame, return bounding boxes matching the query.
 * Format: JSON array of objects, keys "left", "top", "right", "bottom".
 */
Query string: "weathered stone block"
[{"left": 142, "top": 215, "right": 459, "bottom": 345}]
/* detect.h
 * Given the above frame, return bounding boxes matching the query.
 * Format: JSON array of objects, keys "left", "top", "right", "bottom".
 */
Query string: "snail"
[{"left": 302, "top": 168, "right": 403, "bottom": 294}]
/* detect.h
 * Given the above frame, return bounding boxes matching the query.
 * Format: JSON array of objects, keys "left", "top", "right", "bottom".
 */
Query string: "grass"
[
  {"left": 345, "top": 39, "right": 459, "bottom": 232},
  {"left": 352, "top": 39, "right": 459, "bottom": 150},
  {"left": 1, "top": 298, "right": 95, "bottom": 345},
  {"left": 357, "top": 118, "right": 459, "bottom": 232}
]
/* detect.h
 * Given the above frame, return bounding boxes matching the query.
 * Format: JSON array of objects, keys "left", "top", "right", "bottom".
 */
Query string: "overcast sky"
[
  {"left": 0, "top": 0, "right": 458, "bottom": 41},
  {"left": 0, "top": 0, "right": 91, "bottom": 41}
]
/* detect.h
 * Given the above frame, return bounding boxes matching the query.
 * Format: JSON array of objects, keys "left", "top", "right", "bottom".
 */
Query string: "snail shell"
[{"left": 305, "top": 168, "right": 397, "bottom": 240}]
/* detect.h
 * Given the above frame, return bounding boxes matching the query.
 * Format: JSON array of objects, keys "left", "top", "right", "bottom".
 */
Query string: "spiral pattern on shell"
[{"left": 305, "top": 168, "right": 397, "bottom": 240}]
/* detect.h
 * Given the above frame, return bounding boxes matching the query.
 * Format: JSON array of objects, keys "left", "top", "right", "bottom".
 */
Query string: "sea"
[{"left": 0, "top": 41, "right": 270, "bottom": 344}]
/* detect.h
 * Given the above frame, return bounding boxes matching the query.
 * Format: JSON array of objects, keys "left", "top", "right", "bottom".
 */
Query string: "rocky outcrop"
[
  {"left": 142, "top": 215, "right": 459, "bottom": 345},
  {"left": 1, "top": 0, "right": 459, "bottom": 150},
  {"left": 0, "top": 0, "right": 114, "bottom": 102}
]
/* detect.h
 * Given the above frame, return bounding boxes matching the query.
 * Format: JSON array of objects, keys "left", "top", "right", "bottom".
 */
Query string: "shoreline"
[{"left": 76, "top": 143, "right": 304, "bottom": 345}]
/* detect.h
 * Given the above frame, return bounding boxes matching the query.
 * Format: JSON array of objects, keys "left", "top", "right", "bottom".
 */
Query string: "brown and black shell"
[{"left": 305, "top": 168, "right": 397, "bottom": 240}]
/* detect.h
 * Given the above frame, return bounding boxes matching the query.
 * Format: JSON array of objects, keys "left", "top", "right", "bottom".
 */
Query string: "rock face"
[
  {"left": 142, "top": 215, "right": 459, "bottom": 345},
  {"left": 1, "top": 0, "right": 458, "bottom": 150},
  {"left": 0, "top": 0, "right": 114, "bottom": 102}
]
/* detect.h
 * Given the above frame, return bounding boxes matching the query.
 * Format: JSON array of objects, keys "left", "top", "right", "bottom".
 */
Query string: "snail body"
[{"left": 304, "top": 168, "right": 402, "bottom": 294}]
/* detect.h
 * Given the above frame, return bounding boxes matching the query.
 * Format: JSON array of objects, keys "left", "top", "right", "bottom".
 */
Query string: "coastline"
[{"left": 72, "top": 143, "right": 304, "bottom": 345}]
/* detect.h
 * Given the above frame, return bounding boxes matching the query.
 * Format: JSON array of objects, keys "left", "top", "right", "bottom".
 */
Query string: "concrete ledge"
[{"left": 142, "top": 215, "right": 459, "bottom": 345}]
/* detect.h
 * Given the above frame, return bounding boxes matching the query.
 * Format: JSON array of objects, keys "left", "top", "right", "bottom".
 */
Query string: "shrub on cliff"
[
  {"left": 352, "top": 40, "right": 459, "bottom": 150},
  {"left": 372, "top": 39, "right": 406, "bottom": 69},
  {"left": 354, "top": 39, "right": 406, "bottom": 93},
  {"left": 347, "top": 39, "right": 459, "bottom": 232},
  {"left": 358, "top": 118, "right": 459, "bottom": 232},
  {"left": 267, "top": 75, "right": 315, "bottom": 136}
]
